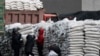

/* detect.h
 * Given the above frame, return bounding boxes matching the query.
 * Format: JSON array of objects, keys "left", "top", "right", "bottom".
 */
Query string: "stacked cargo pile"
[
  {"left": 84, "top": 20, "right": 100, "bottom": 56},
  {"left": 67, "top": 18, "right": 85, "bottom": 56},
  {"left": 18, "top": 24, "right": 34, "bottom": 35},
  {"left": 44, "top": 18, "right": 69, "bottom": 56},
  {"left": 18, "top": 21, "right": 54, "bottom": 56},
  {"left": 5, "top": 0, "right": 43, "bottom": 10},
  {"left": 19, "top": 23, "right": 40, "bottom": 56},
  {"left": 5, "top": 20, "right": 54, "bottom": 56},
  {"left": 48, "top": 19, "right": 68, "bottom": 45},
  {"left": 5, "top": 23, "right": 39, "bottom": 56},
  {"left": 5, "top": 19, "right": 100, "bottom": 56},
  {"left": 5, "top": 23, "right": 35, "bottom": 46},
  {"left": 16, "top": 1, "right": 24, "bottom": 10}
]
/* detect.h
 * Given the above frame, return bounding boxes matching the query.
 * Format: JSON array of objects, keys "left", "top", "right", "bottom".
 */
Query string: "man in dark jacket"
[
  {"left": 25, "top": 34, "right": 35, "bottom": 56},
  {"left": 11, "top": 28, "right": 22, "bottom": 56}
]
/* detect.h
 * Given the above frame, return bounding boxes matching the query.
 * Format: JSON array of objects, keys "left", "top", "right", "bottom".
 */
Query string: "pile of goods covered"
[
  {"left": 5, "top": 20, "right": 54, "bottom": 56},
  {"left": 84, "top": 20, "right": 100, "bottom": 56},
  {"left": 67, "top": 19, "right": 84, "bottom": 56},
  {"left": 44, "top": 18, "right": 100, "bottom": 56},
  {"left": 5, "top": 18, "right": 100, "bottom": 56},
  {"left": 5, "top": 0, "right": 43, "bottom": 10},
  {"left": 44, "top": 18, "right": 69, "bottom": 56}
]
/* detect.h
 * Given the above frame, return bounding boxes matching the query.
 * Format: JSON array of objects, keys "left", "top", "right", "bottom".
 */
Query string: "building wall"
[
  {"left": 41, "top": 0, "right": 81, "bottom": 14},
  {"left": 82, "top": 0, "right": 100, "bottom": 11}
]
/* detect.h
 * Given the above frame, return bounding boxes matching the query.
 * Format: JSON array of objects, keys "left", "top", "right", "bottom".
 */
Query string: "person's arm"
[
  {"left": 35, "top": 35, "right": 38, "bottom": 40},
  {"left": 35, "top": 31, "right": 39, "bottom": 40},
  {"left": 20, "top": 34, "right": 23, "bottom": 43}
]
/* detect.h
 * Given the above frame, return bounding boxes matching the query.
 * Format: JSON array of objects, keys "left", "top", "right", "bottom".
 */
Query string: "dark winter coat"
[
  {"left": 11, "top": 28, "right": 22, "bottom": 50},
  {"left": 25, "top": 35, "right": 35, "bottom": 53}
]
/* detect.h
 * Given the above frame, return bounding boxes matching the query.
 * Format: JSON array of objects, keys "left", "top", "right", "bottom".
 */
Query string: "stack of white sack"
[
  {"left": 5, "top": 0, "right": 13, "bottom": 2},
  {"left": 5, "top": 0, "right": 43, "bottom": 10},
  {"left": 6, "top": 23, "right": 37, "bottom": 36},
  {"left": 68, "top": 54, "right": 83, "bottom": 56},
  {"left": 10, "top": 1, "right": 18, "bottom": 10},
  {"left": 84, "top": 20, "right": 100, "bottom": 56},
  {"left": 23, "top": 2, "right": 30, "bottom": 10},
  {"left": 29, "top": 2, "right": 37, "bottom": 10},
  {"left": 44, "top": 18, "right": 69, "bottom": 56},
  {"left": 29, "top": 0, "right": 42, "bottom": 10},
  {"left": 31, "top": 0, "right": 43, "bottom": 9},
  {"left": 5, "top": 0, "right": 23, "bottom": 10},
  {"left": 67, "top": 17, "right": 84, "bottom": 56},
  {"left": 16, "top": 1, "right": 24, "bottom": 10},
  {"left": 18, "top": 24, "right": 34, "bottom": 35},
  {"left": 5, "top": 2, "right": 11, "bottom": 10},
  {"left": 34, "top": 1, "right": 43, "bottom": 9},
  {"left": 5, "top": 23, "right": 35, "bottom": 36},
  {"left": 5, "top": 23, "right": 22, "bottom": 32}
]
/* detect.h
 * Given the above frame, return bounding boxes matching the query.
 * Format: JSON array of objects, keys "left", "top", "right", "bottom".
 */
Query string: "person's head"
[
  {"left": 38, "top": 27, "right": 44, "bottom": 31},
  {"left": 26, "top": 34, "right": 35, "bottom": 40},
  {"left": 38, "top": 27, "right": 44, "bottom": 34},
  {"left": 27, "top": 34, "right": 32, "bottom": 39},
  {"left": 12, "top": 28, "right": 19, "bottom": 34}
]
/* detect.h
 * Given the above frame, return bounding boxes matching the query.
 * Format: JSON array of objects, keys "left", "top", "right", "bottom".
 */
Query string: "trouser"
[
  {"left": 25, "top": 52, "right": 34, "bottom": 56},
  {"left": 13, "top": 49, "right": 20, "bottom": 56},
  {"left": 37, "top": 42, "right": 44, "bottom": 56}
]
